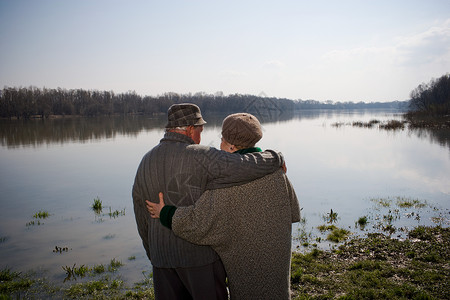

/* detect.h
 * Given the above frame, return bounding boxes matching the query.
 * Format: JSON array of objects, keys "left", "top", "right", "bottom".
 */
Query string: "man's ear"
[{"left": 185, "top": 125, "right": 194, "bottom": 138}]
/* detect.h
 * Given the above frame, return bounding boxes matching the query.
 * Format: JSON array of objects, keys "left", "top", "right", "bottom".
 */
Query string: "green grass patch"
[
  {"left": 33, "top": 210, "right": 50, "bottom": 219},
  {"left": 327, "top": 227, "right": 351, "bottom": 243},
  {"left": 2, "top": 227, "right": 448, "bottom": 299},
  {"left": 317, "top": 224, "right": 337, "bottom": 232},
  {"left": 25, "top": 210, "right": 51, "bottom": 227},
  {"left": 0, "top": 268, "right": 34, "bottom": 295},
  {"left": 26, "top": 220, "right": 42, "bottom": 227},
  {"left": 92, "top": 264, "right": 106, "bottom": 274},
  {"left": 62, "top": 258, "right": 125, "bottom": 282},
  {"left": 323, "top": 209, "right": 339, "bottom": 223},
  {"left": 291, "top": 226, "right": 449, "bottom": 299},
  {"left": 62, "top": 264, "right": 91, "bottom": 281},
  {"left": 1, "top": 261, "right": 155, "bottom": 299},
  {"left": 108, "top": 207, "right": 125, "bottom": 218},
  {"left": 379, "top": 120, "right": 406, "bottom": 130},
  {"left": 92, "top": 196, "right": 102, "bottom": 212},
  {"left": 371, "top": 197, "right": 392, "bottom": 207},
  {"left": 396, "top": 197, "right": 427, "bottom": 208},
  {"left": 356, "top": 216, "right": 368, "bottom": 228},
  {"left": 65, "top": 278, "right": 123, "bottom": 298},
  {"left": 107, "top": 258, "right": 123, "bottom": 272},
  {"left": 317, "top": 224, "right": 351, "bottom": 243}
]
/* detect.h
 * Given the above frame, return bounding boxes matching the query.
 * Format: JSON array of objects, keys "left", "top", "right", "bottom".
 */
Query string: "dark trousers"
[{"left": 153, "top": 259, "right": 228, "bottom": 300}]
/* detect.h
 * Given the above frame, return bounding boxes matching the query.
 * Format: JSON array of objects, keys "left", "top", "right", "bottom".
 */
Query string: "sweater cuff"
[{"left": 160, "top": 206, "right": 177, "bottom": 229}]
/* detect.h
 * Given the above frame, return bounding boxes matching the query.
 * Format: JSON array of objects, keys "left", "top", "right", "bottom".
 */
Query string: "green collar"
[{"left": 234, "top": 147, "right": 262, "bottom": 155}]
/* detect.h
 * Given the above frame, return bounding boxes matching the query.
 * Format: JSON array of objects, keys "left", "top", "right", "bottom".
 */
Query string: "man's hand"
[{"left": 146, "top": 192, "right": 166, "bottom": 219}]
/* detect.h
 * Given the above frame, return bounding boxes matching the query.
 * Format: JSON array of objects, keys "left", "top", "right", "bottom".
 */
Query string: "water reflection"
[
  {"left": 0, "top": 116, "right": 166, "bottom": 148},
  {"left": 0, "top": 111, "right": 297, "bottom": 147},
  {"left": 409, "top": 127, "right": 450, "bottom": 149},
  {"left": 0, "top": 109, "right": 448, "bottom": 286},
  {"left": 1, "top": 110, "right": 448, "bottom": 150}
]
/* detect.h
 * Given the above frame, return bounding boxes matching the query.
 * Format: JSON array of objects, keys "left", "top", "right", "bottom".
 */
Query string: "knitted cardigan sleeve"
[
  {"left": 196, "top": 147, "right": 285, "bottom": 190},
  {"left": 284, "top": 175, "right": 301, "bottom": 223},
  {"left": 170, "top": 190, "right": 226, "bottom": 247}
]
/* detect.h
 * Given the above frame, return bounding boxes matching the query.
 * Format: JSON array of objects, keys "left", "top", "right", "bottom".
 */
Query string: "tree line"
[
  {"left": 0, "top": 87, "right": 299, "bottom": 119},
  {"left": 409, "top": 73, "right": 450, "bottom": 116},
  {"left": 0, "top": 84, "right": 420, "bottom": 120}
]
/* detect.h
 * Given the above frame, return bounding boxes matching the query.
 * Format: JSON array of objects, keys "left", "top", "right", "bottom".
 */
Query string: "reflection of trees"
[
  {"left": 1, "top": 110, "right": 298, "bottom": 147},
  {"left": 203, "top": 108, "right": 295, "bottom": 127},
  {"left": 1, "top": 108, "right": 298, "bottom": 147},
  {"left": 2, "top": 110, "right": 448, "bottom": 149},
  {"left": 0, "top": 116, "right": 166, "bottom": 148},
  {"left": 291, "top": 109, "right": 401, "bottom": 121},
  {"left": 409, "top": 128, "right": 450, "bottom": 149}
]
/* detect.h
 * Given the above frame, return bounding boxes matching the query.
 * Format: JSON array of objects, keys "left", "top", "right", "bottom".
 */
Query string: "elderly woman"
[{"left": 147, "top": 113, "right": 300, "bottom": 300}]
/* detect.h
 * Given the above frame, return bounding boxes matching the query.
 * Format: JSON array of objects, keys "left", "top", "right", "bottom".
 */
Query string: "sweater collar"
[
  {"left": 234, "top": 147, "right": 262, "bottom": 155},
  {"left": 161, "top": 131, "right": 195, "bottom": 144}
]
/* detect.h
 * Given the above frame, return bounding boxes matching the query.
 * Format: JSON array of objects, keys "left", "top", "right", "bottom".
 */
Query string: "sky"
[{"left": 0, "top": 0, "right": 449, "bottom": 103}]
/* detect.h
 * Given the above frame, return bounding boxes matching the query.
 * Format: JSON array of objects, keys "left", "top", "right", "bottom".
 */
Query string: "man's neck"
[{"left": 167, "top": 128, "right": 189, "bottom": 137}]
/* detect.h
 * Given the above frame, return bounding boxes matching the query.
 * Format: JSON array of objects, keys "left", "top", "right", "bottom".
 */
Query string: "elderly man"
[
  {"left": 146, "top": 113, "right": 300, "bottom": 300},
  {"left": 132, "top": 104, "right": 284, "bottom": 300}
]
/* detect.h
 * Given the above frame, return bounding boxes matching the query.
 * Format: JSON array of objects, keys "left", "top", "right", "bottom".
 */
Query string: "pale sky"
[{"left": 0, "top": 0, "right": 449, "bottom": 102}]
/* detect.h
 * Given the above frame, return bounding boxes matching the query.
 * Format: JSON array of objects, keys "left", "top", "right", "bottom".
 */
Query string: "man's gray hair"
[{"left": 166, "top": 126, "right": 188, "bottom": 132}]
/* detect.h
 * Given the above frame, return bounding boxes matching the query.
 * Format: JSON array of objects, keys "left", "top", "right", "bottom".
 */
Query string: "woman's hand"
[{"left": 146, "top": 192, "right": 166, "bottom": 219}]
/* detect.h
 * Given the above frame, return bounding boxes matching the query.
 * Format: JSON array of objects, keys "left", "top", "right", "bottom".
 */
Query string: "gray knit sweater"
[
  {"left": 132, "top": 132, "right": 284, "bottom": 268},
  {"left": 172, "top": 169, "right": 300, "bottom": 299}
]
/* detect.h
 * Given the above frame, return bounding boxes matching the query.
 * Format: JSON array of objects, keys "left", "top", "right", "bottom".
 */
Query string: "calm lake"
[{"left": 0, "top": 109, "right": 449, "bottom": 285}]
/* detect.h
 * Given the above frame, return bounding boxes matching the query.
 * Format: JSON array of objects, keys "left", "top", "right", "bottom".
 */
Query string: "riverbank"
[
  {"left": 291, "top": 225, "right": 449, "bottom": 299},
  {"left": 1, "top": 226, "right": 448, "bottom": 299}
]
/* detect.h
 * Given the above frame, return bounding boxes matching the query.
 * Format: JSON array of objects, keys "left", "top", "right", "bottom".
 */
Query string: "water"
[{"left": 0, "top": 110, "right": 449, "bottom": 285}]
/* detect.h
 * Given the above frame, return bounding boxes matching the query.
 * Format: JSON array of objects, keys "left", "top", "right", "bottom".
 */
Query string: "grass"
[
  {"left": 317, "top": 224, "right": 351, "bottom": 243},
  {"left": 25, "top": 220, "right": 41, "bottom": 227},
  {"left": 352, "top": 119, "right": 381, "bottom": 128},
  {"left": 2, "top": 194, "right": 448, "bottom": 299},
  {"left": 62, "top": 264, "right": 91, "bottom": 282},
  {"left": 91, "top": 197, "right": 126, "bottom": 220},
  {"left": 291, "top": 226, "right": 449, "bottom": 299},
  {"left": 336, "top": 115, "right": 450, "bottom": 132},
  {"left": 356, "top": 216, "right": 368, "bottom": 227},
  {"left": 108, "top": 258, "right": 123, "bottom": 273},
  {"left": 379, "top": 120, "right": 406, "bottom": 130},
  {"left": 108, "top": 207, "right": 126, "bottom": 218},
  {"left": 0, "top": 268, "right": 33, "bottom": 295},
  {"left": 323, "top": 209, "right": 339, "bottom": 224},
  {"left": 92, "top": 197, "right": 102, "bottom": 212},
  {"left": 371, "top": 197, "right": 392, "bottom": 207},
  {"left": 327, "top": 227, "right": 351, "bottom": 243},
  {"left": 317, "top": 224, "right": 338, "bottom": 232},
  {"left": 65, "top": 278, "right": 124, "bottom": 299},
  {"left": 61, "top": 259, "right": 123, "bottom": 283},
  {"left": 33, "top": 210, "right": 50, "bottom": 219},
  {"left": 25, "top": 210, "right": 51, "bottom": 227},
  {"left": 92, "top": 264, "right": 106, "bottom": 274},
  {"left": 1, "top": 226, "right": 448, "bottom": 299},
  {"left": 396, "top": 198, "right": 427, "bottom": 208}
]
